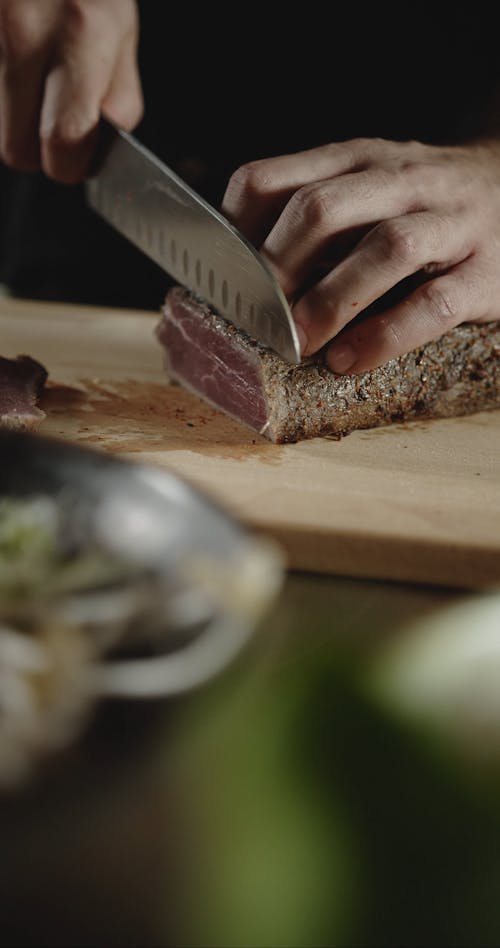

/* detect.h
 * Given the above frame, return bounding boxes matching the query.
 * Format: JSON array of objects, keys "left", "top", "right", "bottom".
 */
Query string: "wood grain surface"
[{"left": 1, "top": 296, "right": 499, "bottom": 589}]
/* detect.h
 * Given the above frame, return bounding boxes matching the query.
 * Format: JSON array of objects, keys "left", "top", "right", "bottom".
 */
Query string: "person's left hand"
[{"left": 221, "top": 137, "right": 500, "bottom": 372}]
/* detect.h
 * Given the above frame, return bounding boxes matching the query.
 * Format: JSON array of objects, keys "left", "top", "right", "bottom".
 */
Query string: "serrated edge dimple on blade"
[{"left": 85, "top": 127, "right": 301, "bottom": 363}]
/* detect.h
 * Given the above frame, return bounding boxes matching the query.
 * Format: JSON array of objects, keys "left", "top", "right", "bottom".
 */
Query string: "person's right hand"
[{"left": 0, "top": 0, "right": 143, "bottom": 183}]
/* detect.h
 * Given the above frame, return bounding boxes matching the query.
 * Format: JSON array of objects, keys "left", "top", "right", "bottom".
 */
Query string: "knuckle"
[
  {"left": 418, "top": 281, "right": 457, "bottom": 326},
  {"left": 375, "top": 220, "right": 419, "bottom": 264},
  {"left": 65, "top": 0, "right": 91, "bottom": 29},
  {"left": 64, "top": 0, "right": 109, "bottom": 43},
  {"left": 351, "top": 135, "right": 390, "bottom": 162},
  {"left": 226, "top": 161, "right": 275, "bottom": 202},
  {"left": 342, "top": 137, "right": 373, "bottom": 167},
  {"left": 400, "top": 139, "right": 424, "bottom": 156},
  {"left": 288, "top": 183, "right": 334, "bottom": 230},
  {"left": 402, "top": 158, "right": 438, "bottom": 192},
  {"left": 399, "top": 158, "right": 425, "bottom": 179},
  {"left": 349, "top": 136, "right": 376, "bottom": 152}
]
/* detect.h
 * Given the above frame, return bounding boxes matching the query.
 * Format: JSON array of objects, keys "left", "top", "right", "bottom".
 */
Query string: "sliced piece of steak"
[
  {"left": 156, "top": 286, "right": 500, "bottom": 443},
  {"left": 0, "top": 356, "right": 48, "bottom": 430}
]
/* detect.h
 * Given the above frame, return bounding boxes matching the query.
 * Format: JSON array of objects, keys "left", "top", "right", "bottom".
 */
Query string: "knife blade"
[{"left": 85, "top": 121, "right": 301, "bottom": 363}]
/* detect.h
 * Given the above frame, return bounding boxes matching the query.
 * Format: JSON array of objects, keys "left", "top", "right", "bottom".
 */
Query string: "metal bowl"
[{"left": 0, "top": 431, "right": 284, "bottom": 784}]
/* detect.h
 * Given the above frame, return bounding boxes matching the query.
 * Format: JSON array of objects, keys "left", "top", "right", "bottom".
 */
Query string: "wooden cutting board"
[{"left": 2, "top": 296, "right": 499, "bottom": 589}]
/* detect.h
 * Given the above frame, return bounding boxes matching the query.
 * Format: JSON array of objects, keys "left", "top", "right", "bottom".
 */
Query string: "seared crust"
[{"left": 158, "top": 287, "right": 500, "bottom": 443}]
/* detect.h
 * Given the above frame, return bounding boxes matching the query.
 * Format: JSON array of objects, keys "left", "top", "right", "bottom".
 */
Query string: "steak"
[
  {"left": 156, "top": 286, "right": 500, "bottom": 443},
  {"left": 0, "top": 356, "right": 48, "bottom": 431}
]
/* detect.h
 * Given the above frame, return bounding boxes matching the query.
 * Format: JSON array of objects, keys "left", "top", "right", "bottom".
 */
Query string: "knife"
[{"left": 85, "top": 120, "right": 301, "bottom": 363}]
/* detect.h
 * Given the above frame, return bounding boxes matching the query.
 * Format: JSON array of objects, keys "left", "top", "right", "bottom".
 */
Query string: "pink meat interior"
[{"left": 157, "top": 295, "right": 269, "bottom": 433}]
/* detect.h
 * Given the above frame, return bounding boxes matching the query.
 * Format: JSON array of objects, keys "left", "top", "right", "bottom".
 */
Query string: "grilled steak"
[
  {"left": 156, "top": 287, "right": 500, "bottom": 443},
  {"left": 0, "top": 356, "right": 48, "bottom": 430}
]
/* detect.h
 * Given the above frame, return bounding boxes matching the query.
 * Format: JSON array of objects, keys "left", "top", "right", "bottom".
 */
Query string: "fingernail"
[
  {"left": 294, "top": 322, "right": 308, "bottom": 356},
  {"left": 327, "top": 343, "right": 357, "bottom": 374}
]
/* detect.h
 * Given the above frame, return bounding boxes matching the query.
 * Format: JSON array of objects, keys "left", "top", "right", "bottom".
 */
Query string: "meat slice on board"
[{"left": 0, "top": 356, "right": 48, "bottom": 430}]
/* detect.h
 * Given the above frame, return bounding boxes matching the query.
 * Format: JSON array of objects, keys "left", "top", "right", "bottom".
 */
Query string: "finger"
[
  {"left": 0, "top": 1, "right": 56, "bottom": 170},
  {"left": 261, "top": 168, "right": 424, "bottom": 300},
  {"left": 39, "top": 4, "right": 133, "bottom": 183},
  {"left": 0, "top": 56, "right": 46, "bottom": 170},
  {"left": 325, "top": 259, "right": 486, "bottom": 374},
  {"left": 293, "top": 212, "right": 472, "bottom": 356},
  {"left": 40, "top": 61, "right": 102, "bottom": 183},
  {"left": 101, "top": 17, "right": 143, "bottom": 131},
  {"left": 221, "top": 138, "right": 380, "bottom": 247}
]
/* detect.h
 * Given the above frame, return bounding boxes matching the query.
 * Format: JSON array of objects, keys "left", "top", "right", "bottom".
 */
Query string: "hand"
[
  {"left": 0, "top": 0, "right": 142, "bottom": 183},
  {"left": 222, "top": 137, "right": 500, "bottom": 372}
]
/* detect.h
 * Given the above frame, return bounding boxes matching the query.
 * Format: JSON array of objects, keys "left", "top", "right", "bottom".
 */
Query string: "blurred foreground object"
[
  {"left": 369, "top": 589, "right": 500, "bottom": 762},
  {"left": 0, "top": 431, "right": 283, "bottom": 786}
]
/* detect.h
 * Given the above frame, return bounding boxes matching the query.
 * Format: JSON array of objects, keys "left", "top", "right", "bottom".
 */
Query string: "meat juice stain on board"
[{"left": 41, "top": 377, "right": 285, "bottom": 463}]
